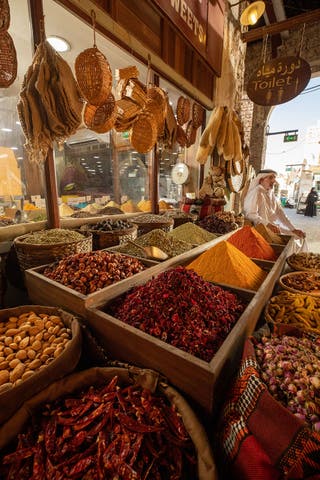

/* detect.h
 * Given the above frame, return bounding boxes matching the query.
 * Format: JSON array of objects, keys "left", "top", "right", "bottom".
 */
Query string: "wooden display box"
[
  {"left": 85, "top": 237, "right": 296, "bottom": 414},
  {"left": 25, "top": 255, "right": 162, "bottom": 317},
  {"left": 25, "top": 235, "right": 232, "bottom": 317}
]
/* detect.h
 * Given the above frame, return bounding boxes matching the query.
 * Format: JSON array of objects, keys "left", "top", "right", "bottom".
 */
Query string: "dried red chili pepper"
[
  {"left": 1, "top": 377, "right": 198, "bottom": 480},
  {"left": 108, "top": 266, "right": 246, "bottom": 362}
]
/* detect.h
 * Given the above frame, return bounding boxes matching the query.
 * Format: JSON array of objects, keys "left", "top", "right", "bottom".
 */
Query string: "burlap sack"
[{"left": 0, "top": 366, "right": 217, "bottom": 480}]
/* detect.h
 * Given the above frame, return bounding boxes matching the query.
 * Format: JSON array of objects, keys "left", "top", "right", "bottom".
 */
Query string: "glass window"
[{"left": 0, "top": 1, "right": 46, "bottom": 224}]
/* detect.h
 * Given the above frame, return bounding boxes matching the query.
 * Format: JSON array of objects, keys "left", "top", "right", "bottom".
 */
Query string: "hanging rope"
[
  {"left": 39, "top": 16, "right": 46, "bottom": 43},
  {"left": 261, "top": 33, "right": 269, "bottom": 64},
  {"left": 91, "top": 9, "right": 97, "bottom": 48},
  {"left": 298, "top": 23, "right": 306, "bottom": 58}
]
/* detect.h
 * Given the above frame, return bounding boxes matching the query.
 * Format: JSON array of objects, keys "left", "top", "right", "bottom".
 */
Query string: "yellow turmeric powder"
[
  {"left": 186, "top": 240, "right": 267, "bottom": 291},
  {"left": 227, "top": 226, "right": 277, "bottom": 261}
]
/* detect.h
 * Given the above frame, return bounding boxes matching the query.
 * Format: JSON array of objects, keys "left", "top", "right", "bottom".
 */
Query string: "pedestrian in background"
[{"left": 304, "top": 187, "right": 319, "bottom": 217}]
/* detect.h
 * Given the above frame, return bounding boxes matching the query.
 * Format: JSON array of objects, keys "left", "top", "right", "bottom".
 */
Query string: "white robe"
[{"left": 243, "top": 181, "right": 295, "bottom": 233}]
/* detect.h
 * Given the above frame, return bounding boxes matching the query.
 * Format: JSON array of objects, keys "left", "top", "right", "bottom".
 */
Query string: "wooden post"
[
  {"left": 150, "top": 71, "right": 159, "bottom": 214},
  {"left": 28, "top": 0, "right": 60, "bottom": 228}
]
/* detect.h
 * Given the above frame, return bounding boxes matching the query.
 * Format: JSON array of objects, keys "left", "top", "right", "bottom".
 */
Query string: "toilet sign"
[{"left": 247, "top": 56, "right": 311, "bottom": 106}]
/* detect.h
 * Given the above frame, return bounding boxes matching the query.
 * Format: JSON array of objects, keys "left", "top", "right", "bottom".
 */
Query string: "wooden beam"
[
  {"left": 242, "top": 8, "right": 320, "bottom": 43},
  {"left": 28, "top": 0, "right": 60, "bottom": 228}
]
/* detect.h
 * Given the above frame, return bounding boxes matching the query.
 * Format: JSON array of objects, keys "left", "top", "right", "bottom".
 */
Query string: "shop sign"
[
  {"left": 153, "top": 0, "right": 208, "bottom": 56},
  {"left": 246, "top": 56, "right": 311, "bottom": 106}
]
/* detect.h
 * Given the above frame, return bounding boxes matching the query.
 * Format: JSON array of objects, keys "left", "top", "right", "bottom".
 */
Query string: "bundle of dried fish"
[{"left": 17, "top": 40, "right": 83, "bottom": 164}]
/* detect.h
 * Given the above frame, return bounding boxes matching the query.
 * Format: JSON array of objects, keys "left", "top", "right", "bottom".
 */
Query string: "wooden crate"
[
  {"left": 85, "top": 236, "right": 297, "bottom": 414},
  {"left": 25, "top": 234, "right": 234, "bottom": 316},
  {"left": 25, "top": 255, "right": 164, "bottom": 317}
]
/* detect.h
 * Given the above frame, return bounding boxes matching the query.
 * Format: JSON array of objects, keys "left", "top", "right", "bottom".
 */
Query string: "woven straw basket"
[
  {"left": 176, "top": 124, "right": 187, "bottom": 148},
  {"left": 131, "top": 216, "right": 174, "bottom": 236},
  {"left": 84, "top": 93, "right": 116, "bottom": 134},
  {"left": 116, "top": 65, "right": 139, "bottom": 80},
  {"left": 14, "top": 230, "right": 92, "bottom": 271},
  {"left": 186, "top": 120, "right": 197, "bottom": 147},
  {"left": 286, "top": 252, "right": 320, "bottom": 272},
  {"left": 75, "top": 47, "right": 112, "bottom": 106},
  {"left": 278, "top": 271, "right": 320, "bottom": 297},
  {"left": 176, "top": 96, "right": 190, "bottom": 126},
  {"left": 192, "top": 102, "right": 205, "bottom": 129},
  {"left": 88, "top": 225, "right": 138, "bottom": 250},
  {"left": 0, "top": 0, "right": 10, "bottom": 33},
  {"left": 0, "top": 31, "right": 17, "bottom": 87},
  {"left": 130, "top": 112, "right": 158, "bottom": 153}
]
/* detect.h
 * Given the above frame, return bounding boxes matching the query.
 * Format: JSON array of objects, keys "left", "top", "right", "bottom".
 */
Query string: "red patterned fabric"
[{"left": 217, "top": 334, "right": 320, "bottom": 480}]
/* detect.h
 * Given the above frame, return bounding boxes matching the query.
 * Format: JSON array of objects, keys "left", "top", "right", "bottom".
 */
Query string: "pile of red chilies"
[
  {"left": 109, "top": 266, "right": 246, "bottom": 362},
  {"left": 0, "top": 376, "right": 197, "bottom": 479}
]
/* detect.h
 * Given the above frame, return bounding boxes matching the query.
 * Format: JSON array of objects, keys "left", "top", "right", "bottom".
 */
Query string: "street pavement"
[{"left": 282, "top": 207, "right": 320, "bottom": 253}]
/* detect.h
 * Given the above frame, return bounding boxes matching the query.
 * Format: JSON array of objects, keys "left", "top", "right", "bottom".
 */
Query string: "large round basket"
[
  {"left": 88, "top": 225, "right": 138, "bottom": 250},
  {"left": 131, "top": 215, "right": 174, "bottom": 236},
  {"left": 278, "top": 270, "right": 320, "bottom": 297},
  {"left": 75, "top": 46, "right": 112, "bottom": 106},
  {"left": 286, "top": 252, "right": 320, "bottom": 272},
  {"left": 14, "top": 230, "right": 92, "bottom": 271}
]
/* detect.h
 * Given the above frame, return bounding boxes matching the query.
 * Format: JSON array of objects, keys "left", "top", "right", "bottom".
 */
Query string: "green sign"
[{"left": 284, "top": 133, "right": 298, "bottom": 142}]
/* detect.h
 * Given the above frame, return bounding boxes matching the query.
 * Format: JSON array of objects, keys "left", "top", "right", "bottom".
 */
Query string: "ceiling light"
[
  {"left": 47, "top": 36, "right": 71, "bottom": 52},
  {"left": 239, "top": 1, "right": 265, "bottom": 26},
  {"left": 1, "top": 127, "right": 12, "bottom": 132}
]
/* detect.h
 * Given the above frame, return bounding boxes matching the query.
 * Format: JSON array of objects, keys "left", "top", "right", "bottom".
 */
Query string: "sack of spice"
[
  {"left": 0, "top": 366, "right": 217, "bottom": 479},
  {"left": 216, "top": 324, "right": 320, "bottom": 480}
]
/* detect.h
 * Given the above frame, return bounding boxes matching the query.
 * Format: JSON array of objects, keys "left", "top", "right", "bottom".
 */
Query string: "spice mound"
[
  {"left": 0, "top": 311, "right": 71, "bottom": 393},
  {"left": 254, "top": 333, "right": 320, "bottom": 432},
  {"left": 169, "top": 222, "right": 216, "bottom": 245},
  {"left": 86, "top": 219, "right": 134, "bottom": 232},
  {"left": 43, "top": 251, "right": 145, "bottom": 295},
  {"left": 121, "top": 199, "right": 141, "bottom": 213},
  {"left": 196, "top": 214, "right": 238, "bottom": 234},
  {"left": 20, "top": 228, "right": 85, "bottom": 244},
  {"left": 98, "top": 206, "right": 124, "bottom": 215},
  {"left": 287, "top": 252, "right": 320, "bottom": 272},
  {"left": 107, "top": 266, "right": 246, "bottom": 362},
  {"left": 227, "top": 225, "right": 277, "bottom": 261},
  {"left": 0, "top": 376, "right": 198, "bottom": 479},
  {"left": 254, "top": 223, "right": 285, "bottom": 245},
  {"left": 265, "top": 290, "right": 320, "bottom": 333},
  {"left": 115, "top": 228, "right": 192, "bottom": 258},
  {"left": 186, "top": 241, "right": 267, "bottom": 291}
]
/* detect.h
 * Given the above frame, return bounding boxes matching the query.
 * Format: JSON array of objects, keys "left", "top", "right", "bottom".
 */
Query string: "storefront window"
[{"left": 0, "top": 1, "right": 46, "bottom": 225}]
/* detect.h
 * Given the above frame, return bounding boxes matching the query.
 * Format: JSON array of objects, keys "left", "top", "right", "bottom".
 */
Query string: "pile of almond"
[{"left": 0, "top": 311, "right": 72, "bottom": 393}]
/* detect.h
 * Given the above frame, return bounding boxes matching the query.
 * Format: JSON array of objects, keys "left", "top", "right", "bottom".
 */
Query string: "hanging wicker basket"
[
  {"left": 116, "top": 65, "right": 139, "bottom": 80},
  {"left": 130, "top": 111, "right": 158, "bottom": 153},
  {"left": 0, "top": 0, "right": 10, "bottom": 33},
  {"left": 84, "top": 93, "right": 116, "bottom": 134},
  {"left": 186, "top": 120, "right": 197, "bottom": 147},
  {"left": 75, "top": 46, "right": 112, "bottom": 106},
  {"left": 192, "top": 102, "right": 205, "bottom": 128},
  {"left": 176, "top": 96, "right": 190, "bottom": 126},
  {"left": 0, "top": 31, "right": 17, "bottom": 87},
  {"left": 176, "top": 124, "right": 187, "bottom": 148}
]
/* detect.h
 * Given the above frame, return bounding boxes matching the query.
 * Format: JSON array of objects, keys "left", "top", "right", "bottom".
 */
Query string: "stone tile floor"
[{"left": 282, "top": 207, "right": 320, "bottom": 253}]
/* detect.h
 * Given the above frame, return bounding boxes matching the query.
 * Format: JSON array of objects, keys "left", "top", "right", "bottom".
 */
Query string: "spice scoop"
[{"left": 128, "top": 241, "right": 169, "bottom": 261}]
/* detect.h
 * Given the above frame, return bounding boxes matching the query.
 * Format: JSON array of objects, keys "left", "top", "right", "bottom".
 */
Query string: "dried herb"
[{"left": 21, "top": 228, "right": 85, "bottom": 244}]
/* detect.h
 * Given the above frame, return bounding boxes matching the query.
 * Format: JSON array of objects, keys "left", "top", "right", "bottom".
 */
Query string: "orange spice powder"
[
  {"left": 227, "top": 226, "right": 277, "bottom": 261},
  {"left": 186, "top": 240, "right": 267, "bottom": 291}
]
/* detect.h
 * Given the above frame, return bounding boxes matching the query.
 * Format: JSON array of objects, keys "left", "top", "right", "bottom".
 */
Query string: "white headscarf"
[{"left": 243, "top": 170, "right": 277, "bottom": 212}]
